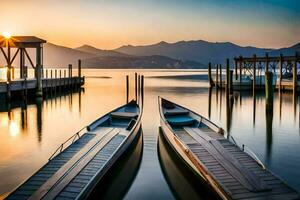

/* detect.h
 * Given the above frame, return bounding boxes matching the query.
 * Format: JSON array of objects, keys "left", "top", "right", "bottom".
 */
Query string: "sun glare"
[{"left": 2, "top": 31, "right": 11, "bottom": 39}]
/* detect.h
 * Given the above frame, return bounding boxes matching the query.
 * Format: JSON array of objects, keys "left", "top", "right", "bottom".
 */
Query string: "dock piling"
[
  {"left": 226, "top": 59, "right": 230, "bottom": 91},
  {"left": 208, "top": 62, "right": 214, "bottom": 87},
  {"left": 216, "top": 64, "right": 219, "bottom": 88},
  {"left": 220, "top": 64, "right": 222, "bottom": 88},
  {"left": 229, "top": 70, "right": 233, "bottom": 95},
  {"left": 135, "top": 73, "right": 137, "bottom": 101},
  {"left": 265, "top": 71, "right": 274, "bottom": 113},
  {"left": 126, "top": 75, "right": 129, "bottom": 103},
  {"left": 253, "top": 54, "right": 256, "bottom": 93},
  {"left": 293, "top": 52, "right": 298, "bottom": 94},
  {"left": 279, "top": 54, "right": 283, "bottom": 92}
]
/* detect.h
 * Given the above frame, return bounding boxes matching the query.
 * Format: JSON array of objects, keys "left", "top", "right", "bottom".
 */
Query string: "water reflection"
[
  {"left": 88, "top": 130, "right": 143, "bottom": 200},
  {"left": 158, "top": 128, "right": 220, "bottom": 200}
]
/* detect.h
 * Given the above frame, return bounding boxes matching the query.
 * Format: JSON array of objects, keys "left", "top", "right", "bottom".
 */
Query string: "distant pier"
[{"left": 0, "top": 36, "right": 84, "bottom": 102}]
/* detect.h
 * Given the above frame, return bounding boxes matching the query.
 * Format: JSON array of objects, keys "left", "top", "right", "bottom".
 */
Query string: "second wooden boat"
[
  {"left": 158, "top": 97, "right": 299, "bottom": 200},
  {"left": 6, "top": 100, "right": 142, "bottom": 200}
]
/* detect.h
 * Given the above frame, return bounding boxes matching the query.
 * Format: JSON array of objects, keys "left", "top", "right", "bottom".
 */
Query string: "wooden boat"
[
  {"left": 158, "top": 97, "right": 300, "bottom": 200},
  {"left": 6, "top": 100, "right": 142, "bottom": 200}
]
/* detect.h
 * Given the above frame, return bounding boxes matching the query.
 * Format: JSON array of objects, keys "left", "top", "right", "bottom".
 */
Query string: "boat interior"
[{"left": 160, "top": 98, "right": 300, "bottom": 199}]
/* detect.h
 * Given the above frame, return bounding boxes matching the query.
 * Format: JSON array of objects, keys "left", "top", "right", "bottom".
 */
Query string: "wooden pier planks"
[{"left": 176, "top": 128, "right": 300, "bottom": 200}]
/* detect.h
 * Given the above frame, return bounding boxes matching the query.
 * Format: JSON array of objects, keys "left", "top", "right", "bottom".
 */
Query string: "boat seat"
[
  {"left": 110, "top": 112, "right": 138, "bottom": 119},
  {"left": 164, "top": 108, "right": 189, "bottom": 116},
  {"left": 166, "top": 115, "right": 195, "bottom": 126}
]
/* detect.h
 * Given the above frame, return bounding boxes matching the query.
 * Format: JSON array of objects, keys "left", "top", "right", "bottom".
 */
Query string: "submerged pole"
[{"left": 239, "top": 56, "right": 243, "bottom": 90}]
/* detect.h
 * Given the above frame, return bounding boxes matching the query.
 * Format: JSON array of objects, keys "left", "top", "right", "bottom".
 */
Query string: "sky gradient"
[{"left": 0, "top": 0, "right": 299, "bottom": 49}]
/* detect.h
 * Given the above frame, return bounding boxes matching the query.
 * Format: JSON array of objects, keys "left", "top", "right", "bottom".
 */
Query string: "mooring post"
[
  {"left": 293, "top": 52, "right": 298, "bottom": 94},
  {"left": 234, "top": 58, "right": 238, "bottom": 80},
  {"left": 253, "top": 54, "right": 256, "bottom": 93},
  {"left": 208, "top": 62, "right": 213, "bottom": 87},
  {"left": 126, "top": 75, "right": 129, "bottom": 103},
  {"left": 265, "top": 53, "right": 269, "bottom": 72},
  {"left": 135, "top": 73, "right": 137, "bottom": 101},
  {"left": 64, "top": 69, "right": 66, "bottom": 89},
  {"left": 216, "top": 64, "right": 219, "bottom": 88},
  {"left": 220, "top": 64, "right": 222, "bottom": 88},
  {"left": 68, "top": 64, "right": 72, "bottom": 89},
  {"left": 59, "top": 70, "right": 62, "bottom": 92},
  {"left": 141, "top": 75, "right": 144, "bottom": 107},
  {"left": 226, "top": 59, "right": 230, "bottom": 91},
  {"left": 229, "top": 70, "right": 233, "bottom": 95},
  {"left": 78, "top": 59, "right": 81, "bottom": 87},
  {"left": 137, "top": 75, "right": 140, "bottom": 104},
  {"left": 279, "top": 54, "right": 283, "bottom": 92},
  {"left": 36, "top": 45, "right": 43, "bottom": 97},
  {"left": 265, "top": 71, "right": 274, "bottom": 113},
  {"left": 239, "top": 56, "right": 243, "bottom": 90}
]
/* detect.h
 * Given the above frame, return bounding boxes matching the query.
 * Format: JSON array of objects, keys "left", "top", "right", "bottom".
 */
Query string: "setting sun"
[{"left": 2, "top": 31, "right": 11, "bottom": 39}]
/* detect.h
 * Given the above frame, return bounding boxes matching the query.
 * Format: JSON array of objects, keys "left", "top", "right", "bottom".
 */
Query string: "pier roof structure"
[{"left": 0, "top": 36, "right": 46, "bottom": 48}]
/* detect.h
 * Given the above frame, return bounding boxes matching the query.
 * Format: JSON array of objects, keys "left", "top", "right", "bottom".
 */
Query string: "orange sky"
[{"left": 0, "top": 0, "right": 299, "bottom": 49}]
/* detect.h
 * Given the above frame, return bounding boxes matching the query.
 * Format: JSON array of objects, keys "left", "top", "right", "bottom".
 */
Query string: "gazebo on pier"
[{"left": 0, "top": 35, "right": 47, "bottom": 97}]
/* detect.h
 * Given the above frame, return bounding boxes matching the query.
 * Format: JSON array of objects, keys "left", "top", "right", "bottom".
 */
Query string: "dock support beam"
[
  {"left": 78, "top": 59, "right": 81, "bottom": 86},
  {"left": 36, "top": 45, "right": 43, "bottom": 97},
  {"left": 229, "top": 70, "right": 233, "bottom": 95},
  {"left": 234, "top": 58, "right": 238, "bottom": 80},
  {"left": 279, "top": 54, "right": 283, "bottom": 92},
  {"left": 239, "top": 56, "right": 242, "bottom": 90},
  {"left": 220, "top": 64, "right": 222, "bottom": 88},
  {"left": 293, "top": 52, "right": 298, "bottom": 94},
  {"left": 253, "top": 54, "right": 256, "bottom": 93},
  {"left": 135, "top": 73, "right": 137, "bottom": 101}
]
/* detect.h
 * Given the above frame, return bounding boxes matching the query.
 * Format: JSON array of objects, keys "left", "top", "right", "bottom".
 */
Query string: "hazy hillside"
[
  {"left": 2, "top": 40, "right": 299, "bottom": 69},
  {"left": 43, "top": 43, "right": 95, "bottom": 67},
  {"left": 76, "top": 45, "right": 129, "bottom": 57},
  {"left": 82, "top": 55, "right": 205, "bottom": 69},
  {"left": 115, "top": 40, "right": 273, "bottom": 65},
  {"left": 269, "top": 43, "right": 300, "bottom": 56}
]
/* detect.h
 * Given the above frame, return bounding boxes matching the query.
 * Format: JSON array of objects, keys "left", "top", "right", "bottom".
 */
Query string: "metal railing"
[
  {"left": 230, "top": 135, "right": 266, "bottom": 170},
  {"left": 48, "top": 126, "right": 87, "bottom": 161}
]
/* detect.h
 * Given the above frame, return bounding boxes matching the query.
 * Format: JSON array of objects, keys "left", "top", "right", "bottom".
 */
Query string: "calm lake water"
[{"left": 0, "top": 69, "right": 299, "bottom": 199}]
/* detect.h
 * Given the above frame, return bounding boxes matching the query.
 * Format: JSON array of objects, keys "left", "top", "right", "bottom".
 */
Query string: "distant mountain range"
[{"left": 3, "top": 40, "right": 299, "bottom": 69}]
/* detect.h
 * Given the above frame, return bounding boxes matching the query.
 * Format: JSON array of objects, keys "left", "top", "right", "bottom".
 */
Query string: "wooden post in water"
[
  {"left": 126, "top": 75, "right": 129, "bottom": 103},
  {"left": 135, "top": 73, "right": 137, "bottom": 101},
  {"left": 78, "top": 59, "right": 81, "bottom": 86},
  {"left": 141, "top": 75, "right": 144, "bottom": 107},
  {"left": 253, "top": 54, "right": 256, "bottom": 93},
  {"left": 64, "top": 69, "right": 66, "bottom": 89},
  {"left": 239, "top": 56, "right": 243, "bottom": 90},
  {"left": 265, "top": 53, "right": 269, "bottom": 72},
  {"left": 59, "top": 70, "right": 62, "bottom": 92},
  {"left": 234, "top": 58, "right": 238, "bottom": 80},
  {"left": 68, "top": 64, "right": 72, "bottom": 89},
  {"left": 137, "top": 75, "right": 140, "bottom": 104},
  {"left": 279, "top": 54, "right": 283, "bottom": 92},
  {"left": 216, "top": 64, "right": 219, "bottom": 88},
  {"left": 229, "top": 70, "right": 233, "bottom": 95},
  {"left": 265, "top": 71, "right": 274, "bottom": 113},
  {"left": 208, "top": 62, "right": 213, "bottom": 87},
  {"left": 220, "top": 64, "right": 222, "bottom": 88},
  {"left": 36, "top": 45, "right": 43, "bottom": 97},
  {"left": 293, "top": 52, "right": 298, "bottom": 94},
  {"left": 226, "top": 59, "right": 230, "bottom": 92}
]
